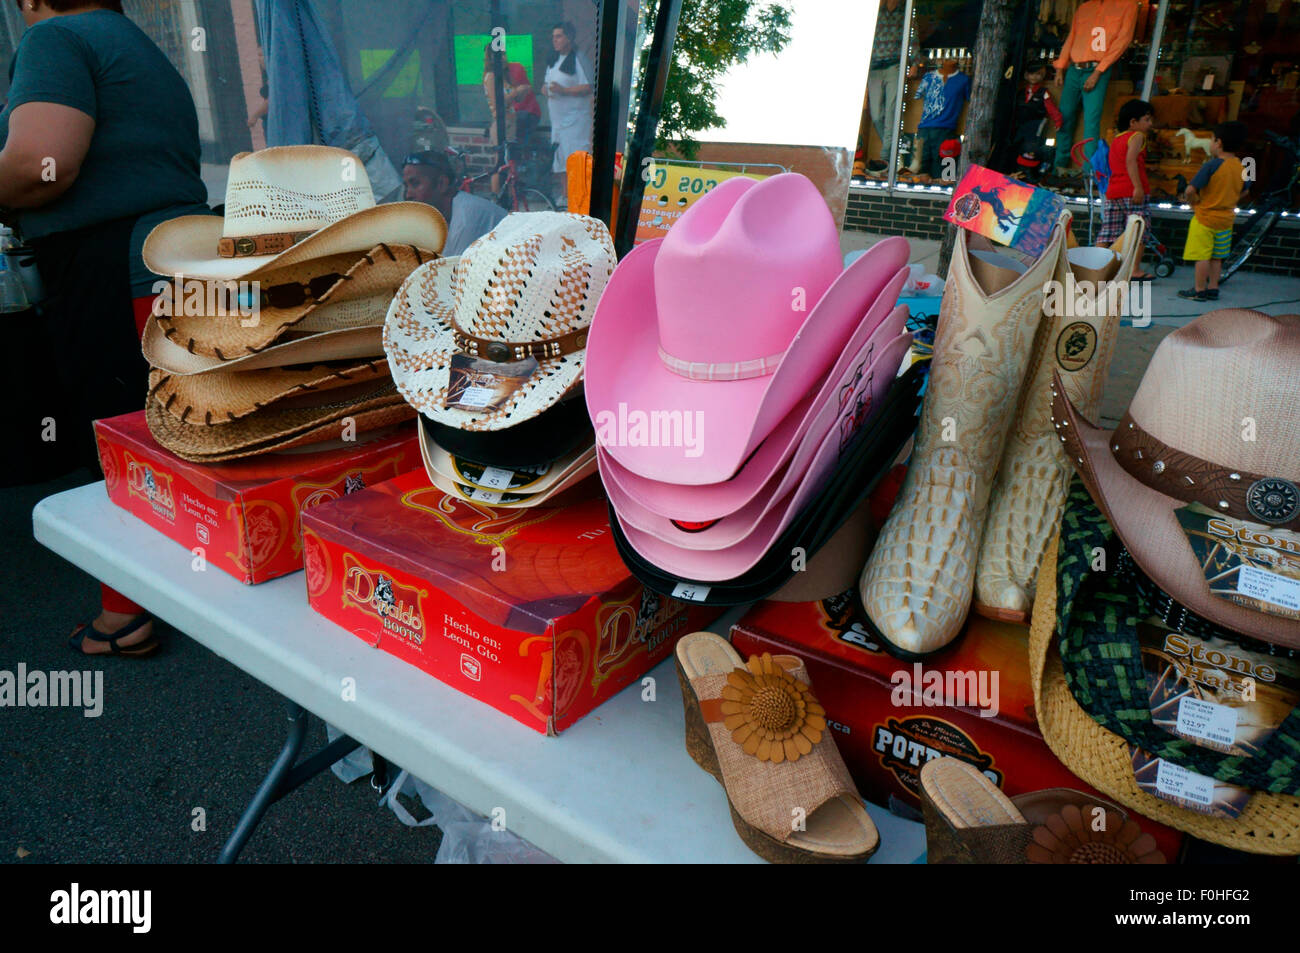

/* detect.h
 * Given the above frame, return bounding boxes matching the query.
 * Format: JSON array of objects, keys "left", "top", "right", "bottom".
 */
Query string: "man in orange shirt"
[{"left": 1052, "top": 0, "right": 1138, "bottom": 173}]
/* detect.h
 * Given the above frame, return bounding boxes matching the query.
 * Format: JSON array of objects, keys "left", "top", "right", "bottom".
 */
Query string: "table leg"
[{"left": 217, "top": 700, "right": 363, "bottom": 863}]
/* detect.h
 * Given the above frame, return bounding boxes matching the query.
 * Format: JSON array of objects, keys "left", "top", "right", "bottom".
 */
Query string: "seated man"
[{"left": 401, "top": 151, "right": 507, "bottom": 257}]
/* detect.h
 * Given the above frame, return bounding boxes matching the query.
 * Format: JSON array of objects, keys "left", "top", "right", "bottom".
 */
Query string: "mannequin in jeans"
[
  {"left": 866, "top": 0, "right": 907, "bottom": 166},
  {"left": 1051, "top": 0, "right": 1138, "bottom": 174}
]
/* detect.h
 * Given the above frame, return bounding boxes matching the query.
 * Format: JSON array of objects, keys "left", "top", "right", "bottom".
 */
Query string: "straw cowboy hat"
[
  {"left": 584, "top": 173, "right": 910, "bottom": 485},
  {"left": 1029, "top": 518, "right": 1300, "bottom": 855},
  {"left": 148, "top": 243, "right": 435, "bottom": 361},
  {"left": 142, "top": 320, "right": 385, "bottom": 376},
  {"left": 384, "top": 212, "right": 616, "bottom": 431},
  {"left": 143, "top": 145, "right": 446, "bottom": 282},
  {"left": 420, "top": 418, "right": 595, "bottom": 496},
  {"left": 1052, "top": 309, "right": 1300, "bottom": 649}
]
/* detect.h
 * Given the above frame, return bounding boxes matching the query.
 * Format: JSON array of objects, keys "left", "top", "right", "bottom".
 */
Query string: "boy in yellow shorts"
[{"left": 1178, "top": 121, "right": 1247, "bottom": 302}]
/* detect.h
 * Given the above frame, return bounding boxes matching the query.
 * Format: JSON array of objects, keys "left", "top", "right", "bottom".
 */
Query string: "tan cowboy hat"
[
  {"left": 143, "top": 146, "right": 446, "bottom": 282},
  {"left": 146, "top": 381, "right": 413, "bottom": 462},
  {"left": 142, "top": 319, "right": 385, "bottom": 376},
  {"left": 385, "top": 212, "right": 616, "bottom": 431},
  {"left": 1029, "top": 538, "right": 1300, "bottom": 855},
  {"left": 152, "top": 243, "right": 435, "bottom": 361},
  {"left": 417, "top": 419, "right": 597, "bottom": 507},
  {"left": 1052, "top": 309, "right": 1300, "bottom": 649},
  {"left": 147, "top": 359, "right": 390, "bottom": 427}
]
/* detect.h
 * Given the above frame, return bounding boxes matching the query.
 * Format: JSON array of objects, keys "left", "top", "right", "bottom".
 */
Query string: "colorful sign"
[
  {"left": 944, "top": 164, "right": 1067, "bottom": 257},
  {"left": 635, "top": 163, "right": 766, "bottom": 243}
]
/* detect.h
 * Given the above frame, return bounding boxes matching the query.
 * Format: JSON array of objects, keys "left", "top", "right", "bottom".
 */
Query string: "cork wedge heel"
[{"left": 674, "top": 631, "right": 879, "bottom": 864}]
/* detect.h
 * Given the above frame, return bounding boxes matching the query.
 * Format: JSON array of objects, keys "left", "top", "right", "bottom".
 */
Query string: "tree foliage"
[{"left": 639, "top": 0, "right": 793, "bottom": 159}]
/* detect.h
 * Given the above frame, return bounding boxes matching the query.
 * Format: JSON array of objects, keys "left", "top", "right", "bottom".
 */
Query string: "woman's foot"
[
  {"left": 1130, "top": 271, "right": 1156, "bottom": 281},
  {"left": 69, "top": 611, "right": 157, "bottom": 657}
]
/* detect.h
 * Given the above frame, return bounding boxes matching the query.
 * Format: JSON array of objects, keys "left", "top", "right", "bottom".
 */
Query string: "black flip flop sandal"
[{"left": 68, "top": 612, "right": 159, "bottom": 658}]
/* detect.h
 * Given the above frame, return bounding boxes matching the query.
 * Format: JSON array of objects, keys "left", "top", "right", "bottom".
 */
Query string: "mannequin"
[
  {"left": 1051, "top": 0, "right": 1138, "bottom": 173},
  {"left": 915, "top": 58, "right": 970, "bottom": 181}
]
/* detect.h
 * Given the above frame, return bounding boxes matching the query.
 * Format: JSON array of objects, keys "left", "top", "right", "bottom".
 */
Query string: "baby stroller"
[{"left": 1071, "top": 138, "right": 1176, "bottom": 278}]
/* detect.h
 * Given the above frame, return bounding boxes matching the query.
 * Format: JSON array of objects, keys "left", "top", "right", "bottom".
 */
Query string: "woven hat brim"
[
  {"left": 155, "top": 244, "right": 436, "bottom": 360},
  {"left": 1055, "top": 375, "right": 1300, "bottom": 649},
  {"left": 148, "top": 360, "right": 390, "bottom": 426},
  {"left": 1029, "top": 537, "right": 1300, "bottom": 854},
  {"left": 418, "top": 420, "right": 597, "bottom": 507},
  {"left": 142, "top": 317, "right": 384, "bottom": 375},
  {"left": 424, "top": 426, "right": 596, "bottom": 494},
  {"left": 146, "top": 382, "right": 412, "bottom": 460},
  {"left": 385, "top": 256, "right": 584, "bottom": 431},
  {"left": 143, "top": 203, "right": 448, "bottom": 282}
]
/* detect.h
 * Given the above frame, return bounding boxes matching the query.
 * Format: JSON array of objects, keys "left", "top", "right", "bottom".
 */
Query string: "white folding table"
[{"left": 33, "top": 483, "right": 925, "bottom": 864}]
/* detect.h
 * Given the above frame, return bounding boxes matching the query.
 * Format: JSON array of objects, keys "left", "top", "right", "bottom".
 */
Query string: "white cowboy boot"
[
  {"left": 858, "top": 212, "right": 1069, "bottom": 656},
  {"left": 974, "top": 214, "right": 1145, "bottom": 622}
]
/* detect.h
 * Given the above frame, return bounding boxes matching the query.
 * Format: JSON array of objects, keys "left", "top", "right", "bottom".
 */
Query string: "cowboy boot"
[
  {"left": 974, "top": 214, "right": 1145, "bottom": 622},
  {"left": 858, "top": 213, "right": 1069, "bottom": 657}
]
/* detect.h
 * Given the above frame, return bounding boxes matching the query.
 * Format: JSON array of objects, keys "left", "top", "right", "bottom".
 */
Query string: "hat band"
[
  {"left": 657, "top": 346, "right": 784, "bottom": 382},
  {"left": 452, "top": 322, "right": 588, "bottom": 363},
  {"left": 218, "top": 230, "right": 317, "bottom": 259},
  {"left": 1110, "top": 412, "right": 1300, "bottom": 530}
]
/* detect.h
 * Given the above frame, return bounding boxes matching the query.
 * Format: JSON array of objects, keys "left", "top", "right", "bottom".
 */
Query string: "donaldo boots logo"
[
  {"left": 872, "top": 715, "right": 1002, "bottom": 797},
  {"left": 124, "top": 452, "right": 176, "bottom": 523},
  {"left": 341, "top": 553, "right": 428, "bottom": 647}
]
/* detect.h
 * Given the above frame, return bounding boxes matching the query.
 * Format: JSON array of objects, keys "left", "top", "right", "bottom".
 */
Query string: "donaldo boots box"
[
  {"left": 94, "top": 410, "right": 420, "bottom": 584},
  {"left": 301, "top": 468, "right": 722, "bottom": 735},
  {"left": 731, "top": 595, "right": 1185, "bottom": 860}
]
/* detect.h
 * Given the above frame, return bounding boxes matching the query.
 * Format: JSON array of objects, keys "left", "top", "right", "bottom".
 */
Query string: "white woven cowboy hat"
[
  {"left": 384, "top": 212, "right": 616, "bottom": 431},
  {"left": 143, "top": 145, "right": 446, "bottom": 282}
]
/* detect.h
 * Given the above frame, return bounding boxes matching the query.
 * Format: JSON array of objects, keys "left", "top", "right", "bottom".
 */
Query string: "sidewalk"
[{"left": 843, "top": 230, "right": 1300, "bottom": 427}]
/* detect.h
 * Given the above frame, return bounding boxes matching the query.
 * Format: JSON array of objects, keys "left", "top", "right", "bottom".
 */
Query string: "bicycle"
[
  {"left": 456, "top": 140, "right": 555, "bottom": 213},
  {"left": 1220, "top": 130, "right": 1300, "bottom": 284}
]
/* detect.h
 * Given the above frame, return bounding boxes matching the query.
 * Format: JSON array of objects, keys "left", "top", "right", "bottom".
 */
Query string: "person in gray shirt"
[
  {"left": 401, "top": 151, "right": 507, "bottom": 258},
  {"left": 0, "top": 0, "right": 214, "bottom": 657}
]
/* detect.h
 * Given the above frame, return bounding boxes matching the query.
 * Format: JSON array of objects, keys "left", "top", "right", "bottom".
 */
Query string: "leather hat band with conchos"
[
  {"left": 1049, "top": 370, "right": 1300, "bottom": 531},
  {"left": 217, "top": 231, "right": 316, "bottom": 258},
  {"left": 451, "top": 321, "right": 589, "bottom": 363}
]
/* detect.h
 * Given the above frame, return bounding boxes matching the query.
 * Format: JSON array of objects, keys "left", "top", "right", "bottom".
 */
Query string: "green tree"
[{"left": 639, "top": 0, "right": 793, "bottom": 159}]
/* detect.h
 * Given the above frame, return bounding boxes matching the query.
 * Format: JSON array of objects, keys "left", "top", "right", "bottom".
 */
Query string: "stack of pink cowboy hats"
[{"left": 585, "top": 174, "right": 925, "bottom": 606}]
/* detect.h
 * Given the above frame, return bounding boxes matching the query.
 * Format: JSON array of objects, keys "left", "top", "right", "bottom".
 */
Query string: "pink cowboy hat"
[
  {"left": 611, "top": 332, "right": 912, "bottom": 580},
  {"left": 597, "top": 278, "right": 910, "bottom": 522},
  {"left": 584, "top": 172, "right": 910, "bottom": 484}
]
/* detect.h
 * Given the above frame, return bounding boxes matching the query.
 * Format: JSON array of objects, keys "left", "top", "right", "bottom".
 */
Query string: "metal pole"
[
  {"left": 590, "top": 0, "right": 629, "bottom": 226},
  {"left": 614, "top": 0, "right": 683, "bottom": 257},
  {"left": 1142, "top": 0, "right": 1169, "bottom": 99},
  {"left": 889, "top": 0, "right": 917, "bottom": 190},
  {"left": 490, "top": 0, "right": 508, "bottom": 163}
]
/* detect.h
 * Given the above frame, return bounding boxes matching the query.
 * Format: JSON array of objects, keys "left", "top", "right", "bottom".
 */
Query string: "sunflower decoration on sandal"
[
  {"left": 720, "top": 653, "right": 828, "bottom": 763},
  {"left": 1026, "top": 804, "right": 1165, "bottom": 864}
]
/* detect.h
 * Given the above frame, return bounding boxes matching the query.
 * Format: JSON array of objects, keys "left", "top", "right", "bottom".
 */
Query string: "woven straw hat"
[
  {"left": 1053, "top": 309, "right": 1300, "bottom": 649},
  {"left": 421, "top": 421, "right": 596, "bottom": 495},
  {"left": 144, "top": 146, "right": 446, "bottom": 282},
  {"left": 1029, "top": 535, "right": 1300, "bottom": 854},
  {"left": 384, "top": 212, "right": 616, "bottom": 431},
  {"left": 152, "top": 243, "right": 434, "bottom": 361},
  {"left": 146, "top": 381, "right": 413, "bottom": 462},
  {"left": 148, "top": 360, "right": 390, "bottom": 427},
  {"left": 141, "top": 318, "right": 384, "bottom": 376}
]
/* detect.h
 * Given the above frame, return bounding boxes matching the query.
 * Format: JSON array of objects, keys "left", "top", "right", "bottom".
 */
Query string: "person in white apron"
[{"left": 542, "top": 21, "right": 593, "bottom": 208}]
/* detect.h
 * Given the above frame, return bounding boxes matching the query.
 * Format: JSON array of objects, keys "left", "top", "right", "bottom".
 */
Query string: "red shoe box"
[
  {"left": 301, "top": 469, "right": 723, "bottom": 735},
  {"left": 94, "top": 410, "right": 420, "bottom": 584},
  {"left": 730, "top": 595, "right": 1186, "bottom": 860}
]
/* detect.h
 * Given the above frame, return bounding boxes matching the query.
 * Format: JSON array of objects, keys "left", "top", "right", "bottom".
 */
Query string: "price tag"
[
  {"left": 1154, "top": 758, "right": 1215, "bottom": 807},
  {"left": 456, "top": 385, "right": 496, "bottom": 410},
  {"left": 475, "top": 466, "right": 517, "bottom": 490},
  {"left": 1175, "top": 696, "right": 1238, "bottom": 748},
  {"left": 1236, "top": 564, "right": 1300, "bottom": 612},
  {"left": 466, "top": 486, "right": 503, "bottom": 504},
  {"left": 671, "top": 582, "right": 711, "bottom": 602}
]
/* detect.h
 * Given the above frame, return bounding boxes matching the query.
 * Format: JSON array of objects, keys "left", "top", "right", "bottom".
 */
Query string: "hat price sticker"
[
  {"left": 1137, "top": 620, "right": 1300, "bottom": 757},
  {"left": 1174, "top": 504, "right": 1300, "bottom": 621},
  {"left": 444, "top": 354, "right": 539, "bottom": 413},
  {"left": 1128, "top": 746, "right": 1250, "bottom": 819}
]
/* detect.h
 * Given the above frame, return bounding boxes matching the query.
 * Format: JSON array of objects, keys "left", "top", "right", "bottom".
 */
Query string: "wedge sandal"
[
  {"left": 674, "top": 631, "right": 879, "bottom": 863},
  {"left": 67, "top": 612, "right": 159, "bottom": 659},
  {"left": 919, "top": 757, "right": 1166, "bottom": 864}
]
